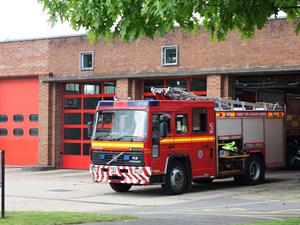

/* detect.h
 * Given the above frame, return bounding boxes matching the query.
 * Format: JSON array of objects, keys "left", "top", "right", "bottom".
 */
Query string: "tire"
[
  {"left": 109, "top": 183, "right": 132, "bottom": 192},
  {"left": 162, "top": 160, "right": 187, "bottom": 195},
  {"left": 193, "top": 178, "right": 214, "bottom": 184},
  {"left": 235, "top": 155, "right": 265, "bottom": 185}
]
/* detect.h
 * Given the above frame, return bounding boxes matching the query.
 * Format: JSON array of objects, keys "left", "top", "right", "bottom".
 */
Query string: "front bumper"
[{"left": 90, "top": 165, "right": 152, "bottom": 185}]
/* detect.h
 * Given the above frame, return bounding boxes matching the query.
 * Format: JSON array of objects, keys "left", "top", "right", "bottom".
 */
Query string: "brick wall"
[
  {"left": 0, "top": 39, "right": 49, "bottom": 77},
  {"left": 48, "top": 19, "right": 300, "bottom": 79},
  {"left": 207, "top": 75, "right": 222, "bottom": 97}
]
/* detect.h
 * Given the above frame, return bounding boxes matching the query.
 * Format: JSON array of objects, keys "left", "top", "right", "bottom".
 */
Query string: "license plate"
[{"left": 110, "top": 166, "right": 117, "bottom": 174}]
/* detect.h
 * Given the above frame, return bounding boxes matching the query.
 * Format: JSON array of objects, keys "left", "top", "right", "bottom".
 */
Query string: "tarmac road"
[{"left": 5, "top": 168, "right": 300, "bottom": 225}]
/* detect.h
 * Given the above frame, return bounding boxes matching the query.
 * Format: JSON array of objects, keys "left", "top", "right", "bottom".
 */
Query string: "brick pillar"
[
  {"left": 130, "top": 79, "right": 142, "bottom": 100},
  {"left": 51, "top": 83, "right": 63, "bottom": 168},
  {"left": 38, "top": 79, "right": 50, "bottom": 166},
  {"left": 207, "top": 75, "right": 221, "bottom": 97},
  {"left": 116, "top": 79, "right": 130, "bottom": 100},
  {"left": 221, "top": 75, "right": 232, "bottom": 98},
  {"left": 116, "top": 78, "right": 143, "bottom": 100}
]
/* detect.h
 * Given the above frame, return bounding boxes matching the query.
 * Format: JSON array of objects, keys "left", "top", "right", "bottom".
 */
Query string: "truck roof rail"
[{"left": 151, "top": 87, "right": 284, "bottom": 111}]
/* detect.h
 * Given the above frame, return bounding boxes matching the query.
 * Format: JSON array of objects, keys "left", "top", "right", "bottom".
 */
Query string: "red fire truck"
[{"left": 89, "top": 88, "right": 285, "bottom": 194}]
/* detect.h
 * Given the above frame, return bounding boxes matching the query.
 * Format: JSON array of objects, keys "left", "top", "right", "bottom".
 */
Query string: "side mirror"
[
  {"left": 159, "top": 121, "right": 168, "bottom": 138},
  {"left": 87, "top": 121, "right": 93, "bottom": 138}
]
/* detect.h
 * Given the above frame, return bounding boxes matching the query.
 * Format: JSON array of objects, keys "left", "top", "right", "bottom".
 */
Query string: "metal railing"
[{"left": 151, "top": 87, "right": 284, "bottom": 111}]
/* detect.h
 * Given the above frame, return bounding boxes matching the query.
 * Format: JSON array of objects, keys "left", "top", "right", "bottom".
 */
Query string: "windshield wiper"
[
  {"left": 93, "top": 134, "right": 110, "bottom": 141},
  {"left": 114, "top": 135, "right": 134, "bottom": 141}
]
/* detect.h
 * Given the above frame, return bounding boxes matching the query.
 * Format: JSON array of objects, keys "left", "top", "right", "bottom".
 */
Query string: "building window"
[
  {"left": 0, "top": 129, "right": 8, "bottom": 136},
  {"left": 0, "top": 115, "right": 8, "bottom": 122},
  {"left": 190, "top": 78, "right": 207, "bottom": 92},
  {"left": 65, "top": 83, "right": 81, "bottom": 94},
  {"left": 162, "top": 45, "right": 178, "bottom": 66},
  {"left": 29, "top": 128, "right": 38, "bottom": 136},
  {"left": 13, "top": 128, "right": 24, "bottom": 136},
  {"left": 144, "top": 80, "right": 164, "bottom": 92},
  {"left": 29, "top": 114, "right": 39, "bottom": 122},
  {"left": 84, "top": 83, "right": 101, "bottom": 94},
  {"left": 64, "top": 98, "right": 82, "bottom": 109},
  {"left": 80, "top": 51, "right": 94, "bottom": 70},
  {"left": 13, "top": 114, "right": 24, "bottom": 122},
  {"left": 166, "top": 79, "right": 187, "bottom": 90},
  {"left": 104, "top": 81, "right": 116, "bottom": 94}
]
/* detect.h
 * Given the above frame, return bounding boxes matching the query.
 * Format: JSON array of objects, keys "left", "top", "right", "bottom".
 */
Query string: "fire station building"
[{"left": 0, "top": 19, "right": 299, "bottom": 169}]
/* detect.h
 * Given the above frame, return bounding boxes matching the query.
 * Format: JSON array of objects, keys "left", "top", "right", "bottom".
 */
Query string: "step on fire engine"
[{"left": 89, "top": 87, "right": 285, "bottom": 194}]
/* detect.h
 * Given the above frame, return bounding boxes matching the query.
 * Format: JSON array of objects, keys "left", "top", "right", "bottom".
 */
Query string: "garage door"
[
  {"left": 0, "top": 78, "right": 39, "bottom": 166},
  {"left": 63, "top": 81, "right": 116, "bottom": 169}
]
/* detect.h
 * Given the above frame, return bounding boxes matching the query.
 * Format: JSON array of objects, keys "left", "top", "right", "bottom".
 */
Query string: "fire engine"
[{"left": 89, "top": 87, "right": 285, "bottom": 194}]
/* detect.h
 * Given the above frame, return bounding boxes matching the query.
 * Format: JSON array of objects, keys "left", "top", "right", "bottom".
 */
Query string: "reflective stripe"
[
  {"left": 92, "top": 141, "right": 144, "bottom": 149},
  {"left": 161, "top": 136, "right": 215, "bottom": 144}
]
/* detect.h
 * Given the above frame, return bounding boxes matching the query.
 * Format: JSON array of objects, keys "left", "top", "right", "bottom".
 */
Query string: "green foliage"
[
  {"left": 0, "top": 211, "right": 136, "bottom": 225},
  {"left": 38, "top": 0, "right": 300, "bottom": 42}
]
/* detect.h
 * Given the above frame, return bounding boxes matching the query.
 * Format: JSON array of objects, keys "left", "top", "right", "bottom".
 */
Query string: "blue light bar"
[
  {"left": 98, "top": 101, "right": 114, "bottom": 107},
  {"left": 123, "top": 155, "right": 130, "bottom": 161},
  {"left": 128, "top": 100, "right": 160, "bottom": 107}
]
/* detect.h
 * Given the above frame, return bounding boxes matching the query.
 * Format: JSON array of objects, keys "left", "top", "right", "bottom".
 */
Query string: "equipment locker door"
[{"left": 190, "top": 107, "right": 216, "bottom": 177}]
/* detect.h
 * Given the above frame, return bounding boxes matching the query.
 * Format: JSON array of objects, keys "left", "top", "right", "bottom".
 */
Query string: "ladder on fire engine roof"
[{"left": 151, "top": 87, "right": 284, "bottom": 111}]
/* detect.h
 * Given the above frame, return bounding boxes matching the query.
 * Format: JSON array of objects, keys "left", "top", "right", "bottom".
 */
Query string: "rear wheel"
[
  {"left": 235, "top": 155, "right": 265, "bottom": 185},
  {"left": 162, "top": 160, "right": 187, "bottom": 195},
  {"left": 109, "top": 183, "right": 132, "bottom": 192}
]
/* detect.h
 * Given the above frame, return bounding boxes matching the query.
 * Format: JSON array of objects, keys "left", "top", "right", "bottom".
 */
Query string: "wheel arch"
[{"left": 165, "top": 154, "right": 192, "bottom": 189}]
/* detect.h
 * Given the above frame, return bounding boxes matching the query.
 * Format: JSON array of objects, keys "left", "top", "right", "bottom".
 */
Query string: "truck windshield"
[{"left": 92, "top": 110, "right": 148, "bottom": 141}]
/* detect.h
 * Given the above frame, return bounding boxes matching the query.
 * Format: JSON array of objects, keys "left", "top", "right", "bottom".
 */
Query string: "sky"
[
  {"left": 0, "top": 0, "right": 85, "bottom": 41},
  {"left": 0, "top": 0, "right": 287, "bottom": 42}
]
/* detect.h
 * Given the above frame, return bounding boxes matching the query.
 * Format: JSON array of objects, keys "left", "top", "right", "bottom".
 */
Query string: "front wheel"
[
  {"left": 109, "top": 183, "right": 132, "bottom": 192},
  {"left": 162, "top": 160, "right": 187, "bottom": 195},
  {"left": 235, "top": 155, "right": 265, "bottom": 185}
]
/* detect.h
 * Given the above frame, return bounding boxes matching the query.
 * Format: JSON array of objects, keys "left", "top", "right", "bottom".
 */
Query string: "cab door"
[
  {"left": 190, "top": 107, "right": 216, "bottom": 177},
  {"left": 173, "top": 113, "right": 192, "bottom": 155},
  {"left": 150, "top": 113, "right": 173, "bottom": 175}
]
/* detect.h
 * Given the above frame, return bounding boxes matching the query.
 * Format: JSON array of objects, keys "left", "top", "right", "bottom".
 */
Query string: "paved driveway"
[{"left": 6, "top": 168, "right": 300, "bottom": 224}]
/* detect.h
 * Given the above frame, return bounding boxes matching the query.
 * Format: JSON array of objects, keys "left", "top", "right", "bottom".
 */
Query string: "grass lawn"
[
  {"left": 236, "top": 218, "right": 300, "bottom": 225},
  {"left": 0, "top": 211, "right": 136, "bottom": 225}
]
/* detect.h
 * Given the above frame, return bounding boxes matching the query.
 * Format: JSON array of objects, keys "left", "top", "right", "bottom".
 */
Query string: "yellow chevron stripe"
[{"left": 92, "top": 141, "right": 144, "bottom": 148}]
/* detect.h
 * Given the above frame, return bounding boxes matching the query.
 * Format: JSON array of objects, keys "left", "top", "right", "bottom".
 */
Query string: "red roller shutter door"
[{"left": 0, "top": 78, "right": 39, "bottom": 166}]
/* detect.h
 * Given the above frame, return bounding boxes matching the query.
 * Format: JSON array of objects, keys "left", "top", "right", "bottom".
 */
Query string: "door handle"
[{"left": 203, "top": 144, "right": 209, "bottom": 147}]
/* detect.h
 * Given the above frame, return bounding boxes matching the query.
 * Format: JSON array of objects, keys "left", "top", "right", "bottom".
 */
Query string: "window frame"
[
  {"left": 161, "top": 45, "right": 178, "bottom": 66},
  {"left": 80, "top": 51, "right": 94, "bottom": 71},
  {"left": 175, "top": 113, "right": 189, "bottom": 134},
  {"left": 192, "top": 108, "right": 208, "bottom": 133}
]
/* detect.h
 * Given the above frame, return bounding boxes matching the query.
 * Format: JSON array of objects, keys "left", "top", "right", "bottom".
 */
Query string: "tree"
[{"left": 38, "top": 0, "right": 300, "bottom": 42}]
